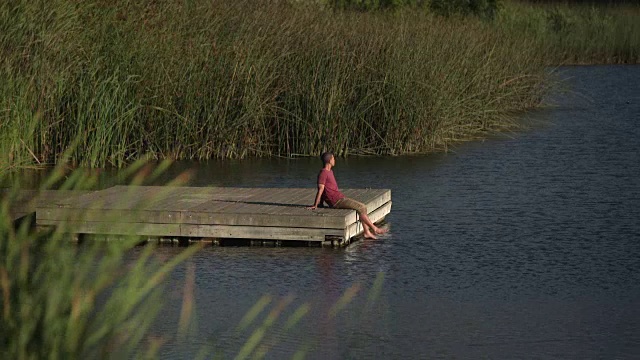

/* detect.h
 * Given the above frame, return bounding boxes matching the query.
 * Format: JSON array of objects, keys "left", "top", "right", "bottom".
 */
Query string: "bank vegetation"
[{"left": 0, "top": 0, "right": 637, "bottom": 169}]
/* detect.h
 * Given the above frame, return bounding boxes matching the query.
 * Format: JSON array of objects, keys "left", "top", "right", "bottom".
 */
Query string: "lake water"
[
  {"left": 16, "top": 65, "right": 640, "bottom": 358},
  {"left": 146, "top": 65, "right": 640, "bottom": 359}
]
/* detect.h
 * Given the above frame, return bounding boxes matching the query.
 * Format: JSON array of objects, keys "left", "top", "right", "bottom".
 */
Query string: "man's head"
[{"left": 321, "top": 152, "right": 335, "bottom": 167}]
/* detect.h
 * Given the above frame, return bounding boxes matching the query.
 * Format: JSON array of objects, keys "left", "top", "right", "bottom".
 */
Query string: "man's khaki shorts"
[{"left": 333, "top": 197, "right": 367, "bottom": 214}]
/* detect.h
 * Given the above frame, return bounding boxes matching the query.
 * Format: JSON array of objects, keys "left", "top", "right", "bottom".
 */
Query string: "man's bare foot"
[
  {"left": 373, "top": 227, "right": 388, "bottom": 235},
  {"left": 363, "top": 231, "right": 377, "bottom": 239}
]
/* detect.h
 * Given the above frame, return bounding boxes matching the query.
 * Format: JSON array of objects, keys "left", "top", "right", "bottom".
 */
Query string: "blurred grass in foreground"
[
  {"left": 0, "top": 157, "right": 386, "bottom": 359},
  {"left": 0, "top": 159, "right": 203, "bottom": 358}
]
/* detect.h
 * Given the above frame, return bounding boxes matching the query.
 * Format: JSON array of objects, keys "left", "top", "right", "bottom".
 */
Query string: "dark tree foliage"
[
  {"left": 526, "top": 0, "right": 637, "bottom": 3},
  {"left": 429, "top": 0, "right": 502, "bottom": 19},
  {"left": 328, "top": 0, "right": 426, "bottom": 10},
  {"left": 329, "top": 0, "right": 503, "bottom": 20}
]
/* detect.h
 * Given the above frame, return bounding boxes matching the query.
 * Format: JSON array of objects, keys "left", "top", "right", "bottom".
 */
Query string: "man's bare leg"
[
  {"left": 359, "top": 212, "right": 387, "bottom": 236},
  {"left": 333, "top": 198, "right": 386, "bottom": 238},
  {"left": 362, "top": 222, "right": 377, "bottom": 239}
]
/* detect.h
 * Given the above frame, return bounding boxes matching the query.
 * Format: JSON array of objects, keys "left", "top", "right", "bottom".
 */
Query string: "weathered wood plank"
[
  {"left": 129, "top": 186, "right": 185, "bottom": 210},
  {"left": 271, "top": 188, "right": 308, "bottom": 214},
  {"left": 172, "top": 188, "right": 222, "bottom": 209},
  {"left": 187, "top": 187, "right": 258, "bottom": 213},
  {"left": 36, "top": 219, "right": 182, "bottom": 236},
  {"left": 76, "top": 186, "right": 167, "bottom": 210},
  {"left": 63, "top": 186, "right": 132, "bottom": 208},
  {"left": 57, "top": 188, "right": 135, "bottom": 208},
  {"left": 182, "top": 211, "right": 349, "bottom": 228},
  {"left": 181, "top": 224, "right": 340, "bottom": 241},
  {"left": 248, "top": 187, "right": 281, "bottom": 215},
  {"left": 143, "top": 187, "right": 188, "bottom": 211},
  {"left": 2, "top": 190, "right": 93, "bottom": 221},
  {"left": 272, "top": 189, "right": 309, "bottom": 214},
  {"left": 37, "top": 208, "right": 183, "bottom": 224}
]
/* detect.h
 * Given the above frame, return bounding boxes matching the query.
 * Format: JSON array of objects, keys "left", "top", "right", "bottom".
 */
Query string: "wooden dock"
[
  {"left": 1, "top": 189, "right": 93, "bottom": 222},
  {"left": 33, "top": 186, "right": 391, "bottom": 247}
]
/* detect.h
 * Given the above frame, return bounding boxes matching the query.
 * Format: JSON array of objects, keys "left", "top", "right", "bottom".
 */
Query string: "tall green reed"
[
  {"left": 498, "top": 1, "right": 640, "bottom": 64},
  {"left": 4, "top": 0, "right": 613, "bottom": 168},
  {"left": 0, "top": 157, "right": 203, "bottom": 359}
]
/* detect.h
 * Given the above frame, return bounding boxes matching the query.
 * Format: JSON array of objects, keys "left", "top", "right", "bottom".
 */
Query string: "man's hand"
[{"left": 310, "top": 184, "right": 324, "bottom": 211}]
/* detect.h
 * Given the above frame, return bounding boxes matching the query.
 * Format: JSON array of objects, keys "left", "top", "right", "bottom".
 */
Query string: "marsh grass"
[
  {"left": 498, "top": 1, "right": 640, "bottom": 64},
  {"left": 2, "top": 1, "right": 637, "bottom": 168},
  {"left": 0, "top": 158, "right": 207, "bottom": 359},
  {"left": 1, "top": 0, "right": 552, "bottom": 167}
]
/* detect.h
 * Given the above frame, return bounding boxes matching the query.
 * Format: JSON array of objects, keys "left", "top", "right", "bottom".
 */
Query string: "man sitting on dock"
[{"left": 307, "top": 152, "right": 387, "bottom": 239}]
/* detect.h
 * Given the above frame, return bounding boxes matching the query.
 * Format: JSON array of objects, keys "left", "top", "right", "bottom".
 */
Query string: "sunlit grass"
[
  {"left": 2, "top": 0, "right": 636, "bottom": 168},
  {"left": 498, "top": 1, "right": 640, "bottom": 65},
  {"left": 1, "top": 0, "right": 551, "bottom": 168}
]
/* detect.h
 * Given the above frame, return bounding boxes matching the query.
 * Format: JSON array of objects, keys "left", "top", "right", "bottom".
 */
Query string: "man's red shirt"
[{"left": 317, "top": 169, "right": 344, "bottom": 207}]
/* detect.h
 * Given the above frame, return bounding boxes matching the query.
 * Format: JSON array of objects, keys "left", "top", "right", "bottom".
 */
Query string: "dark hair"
[{"left": 321, "top": 152, "right": 334, "bottom": 165}]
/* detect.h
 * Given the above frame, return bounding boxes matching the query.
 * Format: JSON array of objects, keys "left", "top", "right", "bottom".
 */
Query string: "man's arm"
[{"left": 307, "top": 184, "right": 325, "bottom": 210}]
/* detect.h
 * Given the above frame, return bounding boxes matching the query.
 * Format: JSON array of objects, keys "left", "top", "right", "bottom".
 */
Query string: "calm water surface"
[
  {"left": 12, "top": 66, "right": 634, "bottom": 359},
  {"left": 146, "top": 66, "right": 640, "bottom": 359}
]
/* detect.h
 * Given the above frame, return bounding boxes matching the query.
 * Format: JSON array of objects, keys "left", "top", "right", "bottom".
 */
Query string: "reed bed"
[
  {"left": 498, "top": 1, "right": 640, "bottom": 65},
  {"left": 1, "top": 0, "right": 551, "bottom": 167}
]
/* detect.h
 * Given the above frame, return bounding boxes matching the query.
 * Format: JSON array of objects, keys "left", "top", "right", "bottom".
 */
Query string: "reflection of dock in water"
[{"left": 4, "top": 186, "right": 391, "bottom": 247}]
